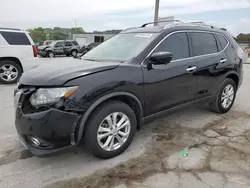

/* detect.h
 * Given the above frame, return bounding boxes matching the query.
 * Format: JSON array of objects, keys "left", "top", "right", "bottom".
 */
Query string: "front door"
[
  {"left": 143, "top": 32, "right": 198, "bottom": 116},
  {"left": 54, "top": 42, "right": 64, "bottom": 55}
]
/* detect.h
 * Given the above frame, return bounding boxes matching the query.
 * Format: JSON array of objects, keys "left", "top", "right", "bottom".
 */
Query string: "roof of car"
[{"left": 121, "top": 22, "right": 227, "bottom": 35}]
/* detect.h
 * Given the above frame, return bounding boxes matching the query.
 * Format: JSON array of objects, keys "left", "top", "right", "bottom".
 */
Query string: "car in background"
[
  {"left": 37, "top": 40, "right": 80, "bottom": 58},
  {"left": 0, "top": 27, "right": 38, "bottom": 84},
  {"left": 35, "top": 42, "right": 43, "bottom": 48},
  {"left": 80, "top": 42, "right": 102, "bottom": 55},
  {"left": 43, "top": 40, "right": 53, "bottom": 46}
]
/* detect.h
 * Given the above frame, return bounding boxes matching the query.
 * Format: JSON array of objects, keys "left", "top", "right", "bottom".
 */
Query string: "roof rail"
[
  {"left": 122, "top": 27, "right": 139, "bottom": 32},
  {"left": 220, "top": 28, "right": 227, "bottom": 31},
  {"left": 141, "top": 20, "right": 183, "bottom": 27},
  {"left": 187, "top": 22, "right": 215, "bottom": 29},
  {"left": 0, "top": 27, "right": 21, "bottom": 31}
]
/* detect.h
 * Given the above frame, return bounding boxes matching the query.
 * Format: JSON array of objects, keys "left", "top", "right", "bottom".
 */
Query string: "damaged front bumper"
[{"left": 15, "top": 104, "right": 81, "bottom": 156}]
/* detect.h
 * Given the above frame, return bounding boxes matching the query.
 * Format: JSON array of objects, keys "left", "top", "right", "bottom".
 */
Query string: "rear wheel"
[
  {"left": 0, "top": 60, "right": 22, "bottom": 84},
  {"left": 84, "top": 101, "right": 137, "bottom": 159},
  {"left": 210, "top": 78, "right": 236, "bottom": 114},
  {"left": 47, "top": 51, "right": 55, "bottom": 58}
]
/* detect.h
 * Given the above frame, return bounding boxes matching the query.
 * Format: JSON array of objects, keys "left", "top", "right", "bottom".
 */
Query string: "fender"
[
  {"left": 76, "top": 92, "right": 143, "bottom": 143},
  {"left": 224, "top": 70, "right": 239, "bottom": 79}
]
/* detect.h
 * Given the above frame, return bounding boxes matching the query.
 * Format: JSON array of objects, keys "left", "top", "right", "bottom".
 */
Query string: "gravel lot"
[{"left": 0, "top": 64, "right": 250, "bottom": 188}]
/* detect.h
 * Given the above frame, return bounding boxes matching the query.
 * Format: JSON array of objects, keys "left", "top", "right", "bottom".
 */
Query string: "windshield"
[
  {"left": 48, "top": 41, "right": 57, "bottom": 46},
  {"left": 82, "top": 33, "right": 158, "bottom": 61}
]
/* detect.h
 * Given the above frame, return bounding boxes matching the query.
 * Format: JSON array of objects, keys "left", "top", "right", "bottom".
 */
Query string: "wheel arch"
[
  {"left": 225, "top": 72, "right": 240, "bottom": 89},
  {"left": 76, "top": 92, "right": 143, "bottom": 143},
  {"left": 0, "top": 57, "right": 23, "bottom": 72}
]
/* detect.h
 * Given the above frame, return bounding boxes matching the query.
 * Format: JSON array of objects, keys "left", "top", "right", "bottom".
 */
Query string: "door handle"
[
  {"left": 186, "top": 66, "right": 197, "bottom": 73},
  {"left": 220, "top": 59, "right": 227, "bottom": 63}
]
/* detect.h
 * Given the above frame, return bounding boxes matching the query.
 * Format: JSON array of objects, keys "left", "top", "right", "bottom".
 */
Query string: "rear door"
[
  {"left": 189, "top": 31, "right": 229, "bottom": 99},
  {"left": 63, "top": 41, "right": 73, "bottom": 54}
]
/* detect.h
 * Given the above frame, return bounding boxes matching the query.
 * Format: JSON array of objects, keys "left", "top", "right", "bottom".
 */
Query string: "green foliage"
[
  {"left": 236, "top": 33, "right": 250, "bottom": 43},
  {"left": 71, "top": 27, "right": 85, "bottom": 34},
  {"left": 27, "top": 27, "right": 120, "bottom": 42},
  {"left": 47, "top": 32, "right": 68, "bottom": 40},
  {"left": 28, "top": 27, "right": 46, "bottom": 42}
]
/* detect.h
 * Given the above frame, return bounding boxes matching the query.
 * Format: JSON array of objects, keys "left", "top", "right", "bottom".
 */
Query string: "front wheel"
[
  {"left": 84, "top": 101, "right": 137, "bottom": 159},
  {"left": 47, "top": 51, "right": 55, "bottom": 58},
  {"left": 210, "top": 78, "right": 237, "bottom": 114}
]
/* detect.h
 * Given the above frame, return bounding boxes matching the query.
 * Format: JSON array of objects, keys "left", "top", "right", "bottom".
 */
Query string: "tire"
[
  {"left": 210, "top": 78, "right": 237, "bottom": 114},
  {"left": 0, "top": 60, "right": 22, "bottom": 84},
  {"left": 66, "top": 54, "right": 70, "bottom": 57},
  {"left": 71, "top": 50, "right": 77, "bottom": 57},
  {"left": 47, "top": 51, "right": 55, "bottom": 58},
  {"left": 84, "top": 100, "right": 137, "bottom": 159}
]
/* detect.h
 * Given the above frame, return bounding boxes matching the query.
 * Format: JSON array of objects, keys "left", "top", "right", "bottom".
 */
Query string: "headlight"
[{"left": 30, "top": 86, "right": 78, "bottom": 106}]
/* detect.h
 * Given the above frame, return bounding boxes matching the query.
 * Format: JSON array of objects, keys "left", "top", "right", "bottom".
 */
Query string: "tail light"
[
  {"left": 32, "top": 45, "right": 38, "bottom": 57},
  {"left": 237, "top": 47, "right": 244, "bottom": 59}
]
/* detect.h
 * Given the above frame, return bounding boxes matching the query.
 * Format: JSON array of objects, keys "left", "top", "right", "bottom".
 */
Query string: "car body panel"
[
  {"left": 14, "top": 24, "right": 244, "bottom": 156},
  {"left": 19, "top": 58, "right": 120, "bottom": 86}
]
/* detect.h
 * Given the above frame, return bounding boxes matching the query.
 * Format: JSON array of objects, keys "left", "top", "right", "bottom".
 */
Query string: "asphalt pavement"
[{"left": 0, "top": 63, "right": 250, "bottom": 188}]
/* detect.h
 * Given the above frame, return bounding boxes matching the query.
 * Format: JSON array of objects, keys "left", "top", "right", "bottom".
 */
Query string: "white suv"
[{"left": 0, "top": 28, "right": 38, "bottom": 84}]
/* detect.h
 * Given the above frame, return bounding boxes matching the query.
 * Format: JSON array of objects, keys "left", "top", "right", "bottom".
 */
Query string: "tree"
[
  {"left": 48, "top": 32, "right": 69, "bottom": 40},
  {"left": 28, "top": 27, "right": 46, "bottom": 42},
  {"left": 71, "top": 27, "right": 85, "bottom": 34},
  {"left": 236, "top": 33, "right": 250, "bottom": 44}
]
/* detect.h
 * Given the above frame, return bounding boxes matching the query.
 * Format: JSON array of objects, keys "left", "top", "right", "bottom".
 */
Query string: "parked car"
[
  {"left": 35, "top": 42, "right": 43, "bottom": 49},
  {"left": 37, "top": 40, "right": 80, "bottom": 58},
  {"left": 43, "top": 40, "right": 53, "bottom": 46},
  {"left": 79, "top": 42, "right": 102, "bottom": 56},
  {"left": 14, "top": 22, "right": 244, "bottom": 159},
  {"left": 0, "top": 27, "right": 38, "bottom": 84}
]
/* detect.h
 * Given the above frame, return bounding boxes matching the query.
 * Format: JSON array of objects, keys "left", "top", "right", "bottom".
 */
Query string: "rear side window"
[
  {"left": 72, "top": 41, "right": 78, "bottom": 45},
  {"left": 216, "top": 34, "right": 228, "bottom": 51},
  {"left": 0, "top": 31, "right": 31, "bottom": 45},
  {"left": 154, "top": 32, "right": 189, "bottom": 61},
  {"left": 190, "top": 32, "right": 218, "bottom": 56},
  {"left": 65, "top": 41, "right": 73, "bottom": 46}
]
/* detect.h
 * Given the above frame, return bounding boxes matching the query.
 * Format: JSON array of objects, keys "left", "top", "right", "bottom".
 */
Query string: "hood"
[
  {"left": 19, "top": 58, "right": 120, "bottom": 86},
  {"left": 37, "top": 45, "right": 50, "bottom": 50}
]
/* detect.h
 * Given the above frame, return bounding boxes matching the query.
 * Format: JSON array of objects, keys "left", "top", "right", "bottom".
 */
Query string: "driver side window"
[{"left": 154, "top": 32, "right": 190, "bottom": 61}]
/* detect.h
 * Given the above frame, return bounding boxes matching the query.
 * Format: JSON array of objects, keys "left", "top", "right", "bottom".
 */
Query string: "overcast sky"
[{"left": 1, "top": 0, "right": 250, "bottom": 36}]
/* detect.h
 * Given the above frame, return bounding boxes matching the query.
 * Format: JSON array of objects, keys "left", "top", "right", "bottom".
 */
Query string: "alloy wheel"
[
  {"left": 221, "top": 84, "right": 235, "bottom": 109},
  {"left": 97, "top": 112, "right": 131, "bottom": 151},
  {"left": 0, "top": 64, "right": 18, "bottom": 82}
]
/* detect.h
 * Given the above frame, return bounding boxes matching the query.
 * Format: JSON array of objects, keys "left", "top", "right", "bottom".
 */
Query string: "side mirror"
[{"left": 149, "top": 51, "right": 173, "bottom": 65}]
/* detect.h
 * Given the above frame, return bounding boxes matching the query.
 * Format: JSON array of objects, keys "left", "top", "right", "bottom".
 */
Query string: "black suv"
[{"left": 14, "top": 22, "right": 244, "bottom": 159}]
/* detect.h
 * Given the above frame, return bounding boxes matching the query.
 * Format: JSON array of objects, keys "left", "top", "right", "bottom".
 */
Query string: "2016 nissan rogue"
[{"left": 14, "top": 21, "right": 244, "bottom": 159}]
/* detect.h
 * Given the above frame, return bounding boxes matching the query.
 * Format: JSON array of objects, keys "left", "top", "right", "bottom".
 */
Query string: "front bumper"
[
  {"left": 15, "top": 105, "right": 81, "bottom": 156},
  {"left": 37, "top": 50, "right": 47, "bottom": 57}
]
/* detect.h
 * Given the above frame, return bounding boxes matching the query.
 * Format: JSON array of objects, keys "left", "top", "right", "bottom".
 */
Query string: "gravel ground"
[{"left": 0, "top": 64, "right": 249, "bottom": 188}]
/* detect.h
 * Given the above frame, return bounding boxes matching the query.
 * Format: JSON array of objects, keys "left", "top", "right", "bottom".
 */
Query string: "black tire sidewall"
[
  {"left": 71, "top": 50, "right": 77, "bottom": 57},
  {"left": 216, "top": 78, "right": 237, "bottom": 113},
  {"left": 84, "top": 101, "right": 137, "bottom": 159},
  {"left": 47, "top": 51, "right": 55, "bottom": 58},
  {"left": 0, "top": 60, "right": 22, "bottom": 84}
]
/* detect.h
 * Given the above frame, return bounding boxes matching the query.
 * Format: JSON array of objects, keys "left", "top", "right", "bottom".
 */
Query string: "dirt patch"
[
  {"left": 44, "top": 110, "right": 250, "bottom": 188},
  {"left": 0, "top": 149, "right": 33, "bottom": 166}
]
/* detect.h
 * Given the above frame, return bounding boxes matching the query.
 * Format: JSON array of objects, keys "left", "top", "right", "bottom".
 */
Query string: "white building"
[{"left": 72, "top": 33, "right": 116, "bottom": 46}]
